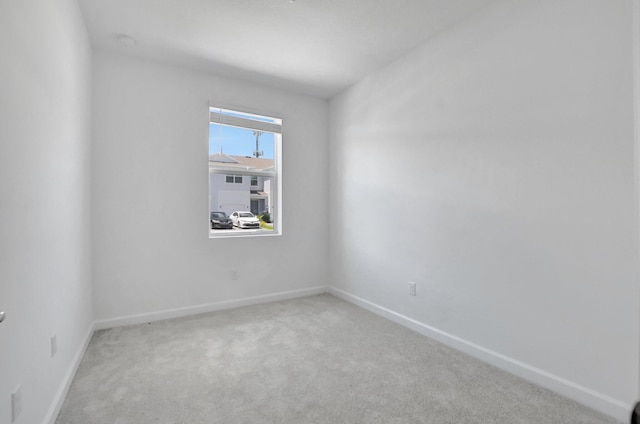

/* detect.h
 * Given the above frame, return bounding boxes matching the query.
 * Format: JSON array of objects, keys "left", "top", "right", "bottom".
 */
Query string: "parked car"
[
  {"left": 210, "top": 211, "right": 233, "bottom": 229},
  {"left": 230, "top": 211, "right": 260, "bottom": 229}
]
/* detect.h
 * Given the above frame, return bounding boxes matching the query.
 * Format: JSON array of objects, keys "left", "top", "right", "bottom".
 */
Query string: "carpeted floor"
[{"left": 55, "top": 294, "right": 621, "bottom": 423}]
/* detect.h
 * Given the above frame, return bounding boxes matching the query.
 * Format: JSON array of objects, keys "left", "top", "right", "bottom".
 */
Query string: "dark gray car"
[{"left": 210, "top": 211, "right": 233, "bottom": 229}]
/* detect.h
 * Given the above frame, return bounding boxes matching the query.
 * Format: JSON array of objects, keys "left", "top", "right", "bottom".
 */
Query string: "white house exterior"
[{"left": 209, "top": 153, "right": 274, "bottom": 216}]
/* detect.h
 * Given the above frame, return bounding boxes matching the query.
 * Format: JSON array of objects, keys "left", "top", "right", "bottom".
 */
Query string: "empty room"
[{"left": 2, "top": 0, "right": 640, "bottom": 423}]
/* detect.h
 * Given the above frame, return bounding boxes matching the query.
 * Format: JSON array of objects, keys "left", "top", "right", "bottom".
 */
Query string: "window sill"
[{"left": 209, "top": 228, "right": 281, "bottom": 239}]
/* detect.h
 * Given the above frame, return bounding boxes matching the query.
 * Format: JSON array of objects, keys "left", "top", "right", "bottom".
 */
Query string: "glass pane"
[
  {"left": 209, "top": 123, "right": 275, "bottom": 161},
  {"left": 209, "top": 116, "right": 276, "bottom": 235},
  {"left": 209, "top": 173, "right": 274, "bottom": 233}
]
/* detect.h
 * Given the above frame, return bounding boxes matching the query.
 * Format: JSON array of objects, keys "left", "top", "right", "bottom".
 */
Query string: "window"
[
  {"left": 209, "top": 107, "right": 282, "bottom": 237},
  {"left": 225, "top": 175, "right": 243, "bottom": 184}
]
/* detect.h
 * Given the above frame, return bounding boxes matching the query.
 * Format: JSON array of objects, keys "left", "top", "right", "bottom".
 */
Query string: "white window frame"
[{"left": 209, "top": 106, "right": 282, "bottom": 238}]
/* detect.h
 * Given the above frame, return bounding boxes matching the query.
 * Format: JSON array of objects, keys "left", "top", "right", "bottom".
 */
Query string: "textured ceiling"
[{"left": 78, "top": 0, "right": 494, "bottom": 98}]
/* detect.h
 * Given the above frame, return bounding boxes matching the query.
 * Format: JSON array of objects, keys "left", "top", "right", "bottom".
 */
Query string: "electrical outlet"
[
  {"left": 409, "top": 282, "right": 417, "bottom": 296},
  {"left": 51, "top": 335, "right": 57, "bottom": 358},
  {"left": 11, "top": 385, "right": 21, "bottom": 423},
  {"left": 231, "top": 269, "right": 238, "bottom": 280}
]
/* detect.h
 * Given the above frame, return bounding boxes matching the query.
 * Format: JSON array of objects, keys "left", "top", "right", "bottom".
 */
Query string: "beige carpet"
[{"left": 55, "top": 294, "right": 621, "bottom": 423}]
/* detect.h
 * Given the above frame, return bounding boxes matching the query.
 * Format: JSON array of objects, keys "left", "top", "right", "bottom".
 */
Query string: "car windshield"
[
  {"left": 211, "top": 212, "right": 226, "bottom": 218},
  {"left": 239, "top": 213, "right": 254, "bottom": 217}
]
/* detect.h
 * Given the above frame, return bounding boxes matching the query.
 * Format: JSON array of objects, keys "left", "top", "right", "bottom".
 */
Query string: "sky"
[{"left": 209, "top": 124, "right": 275, "bottom": 159}]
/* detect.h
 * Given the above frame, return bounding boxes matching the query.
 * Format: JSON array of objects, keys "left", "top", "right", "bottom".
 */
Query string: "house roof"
[
  {"left": 208, "top": 153, "right": 239, "bottom": 164},
  {"left": 209, "top": 154, "right": 273, "bottom": 172},
  {"left": 230, "top": 156, "right": 274, "bottom": 171}
]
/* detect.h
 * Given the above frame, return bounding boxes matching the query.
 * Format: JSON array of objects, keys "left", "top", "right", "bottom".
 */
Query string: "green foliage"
[{"left": 261, "top": 212, "right": 271, "bottom": 223}]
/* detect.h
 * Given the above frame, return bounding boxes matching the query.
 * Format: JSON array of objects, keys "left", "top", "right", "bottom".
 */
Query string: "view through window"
[{"left": 209, "top": 107, "right": 282, "bottom": 237}]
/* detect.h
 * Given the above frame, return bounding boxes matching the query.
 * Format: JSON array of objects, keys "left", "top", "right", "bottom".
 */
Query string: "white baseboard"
[
  {"left": 44, "top": 286, "right": 630, "bottom": 422},
  {"left": 43, "top": 287, "right": 327, "bottom": 423},
  {"left": 327, "top": 286, "right": 631, "bottom": 423},
  {"left": 94, "top": 286, "right": 328, "bottom": 330},
  {"left": 43, "top": 321, "right": 95, "bottom": 424}
]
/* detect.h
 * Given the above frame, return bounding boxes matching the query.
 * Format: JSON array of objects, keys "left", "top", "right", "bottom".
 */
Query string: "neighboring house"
[{"left": 209, "top": 153, "right": 273, "bottom": 216}]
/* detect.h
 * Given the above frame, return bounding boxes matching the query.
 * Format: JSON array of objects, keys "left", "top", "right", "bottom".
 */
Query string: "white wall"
[
  {"left": 329, "top": 0, "right": 638, "bottom": 420},
  {"left": 0, "top": 0, "right": 93, "bottom": 423},
  {"left": 92, "top": 51, "right": 329, "bottom": 322}
]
